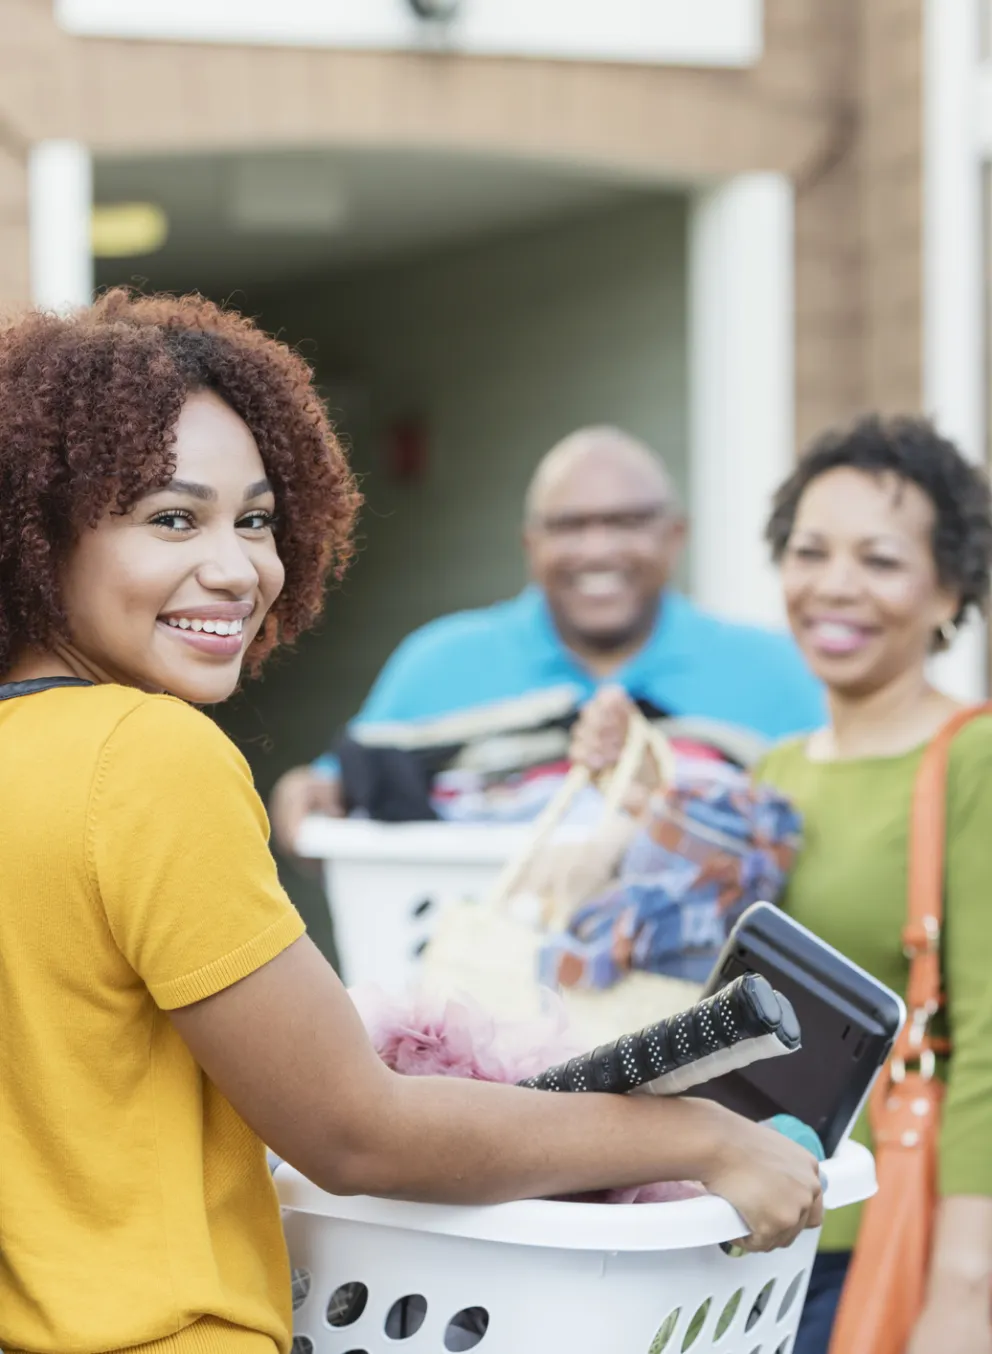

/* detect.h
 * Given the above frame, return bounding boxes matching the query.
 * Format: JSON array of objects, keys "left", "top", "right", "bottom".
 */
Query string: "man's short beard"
[
  {"left": 551, "top": 599, "right": 660, "bottom": 656},
  {"left": 573, "top": 623, "right": 644, "bottom": 653}
]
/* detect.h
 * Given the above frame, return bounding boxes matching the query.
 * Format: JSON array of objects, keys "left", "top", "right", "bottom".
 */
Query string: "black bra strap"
[{"left": 0, "top": 677, "right": 94, "bottom": 702}]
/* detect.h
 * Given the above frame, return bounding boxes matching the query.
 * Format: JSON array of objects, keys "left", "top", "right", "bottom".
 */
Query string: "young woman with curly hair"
[
  {"left": 572, "top": 415, "right": 992, "bottom": 1354},
  {"left": 0, "top": 291, "right": 821, "bottom": 1354}
]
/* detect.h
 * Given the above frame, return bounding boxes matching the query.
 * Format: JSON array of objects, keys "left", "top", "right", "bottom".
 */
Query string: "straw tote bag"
[{"left": 420, "top": 711, "right": 704, "bottom": 1045}]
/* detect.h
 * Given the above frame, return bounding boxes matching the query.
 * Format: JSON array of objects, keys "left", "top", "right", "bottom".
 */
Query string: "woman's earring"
[{"left": 938, "top": 620, "right": 958, "bottom": 647}]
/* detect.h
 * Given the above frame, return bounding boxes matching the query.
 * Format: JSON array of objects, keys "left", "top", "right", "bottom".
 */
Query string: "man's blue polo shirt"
[{"left": 313, "top": 588, "right": 825, "bottom": 774}]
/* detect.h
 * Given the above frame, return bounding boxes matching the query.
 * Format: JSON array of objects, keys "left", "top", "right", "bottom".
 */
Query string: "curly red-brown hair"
[{"left": 0, "top": 288, "right": 360, "bottom": 675}]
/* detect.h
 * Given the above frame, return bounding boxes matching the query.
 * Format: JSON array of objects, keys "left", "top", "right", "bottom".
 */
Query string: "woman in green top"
[{"left": 572, "top": 415, "right": 992, "bottom": 1354}]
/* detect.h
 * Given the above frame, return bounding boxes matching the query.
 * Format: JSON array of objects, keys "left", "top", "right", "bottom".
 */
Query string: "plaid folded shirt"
[{"left": 538, "top": 761, "right": 802, "bottom": 989}]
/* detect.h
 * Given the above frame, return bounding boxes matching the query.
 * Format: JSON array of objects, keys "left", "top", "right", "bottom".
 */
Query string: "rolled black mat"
[{"left": 518, "top": 972, "right": 800, "bottom": 1098}]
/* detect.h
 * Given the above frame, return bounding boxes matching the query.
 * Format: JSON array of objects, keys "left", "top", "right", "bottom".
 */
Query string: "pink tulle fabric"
[{"left": 350, "top": 984, "right": 705, "bottom": 1205}]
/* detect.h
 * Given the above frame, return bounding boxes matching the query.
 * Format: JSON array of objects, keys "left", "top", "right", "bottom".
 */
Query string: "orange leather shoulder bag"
[{"left": 828, "top": 703, "right": 992, "bottom": 1354}]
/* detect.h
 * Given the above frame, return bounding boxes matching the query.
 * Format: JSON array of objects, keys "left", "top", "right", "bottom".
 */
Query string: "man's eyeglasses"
[{"left": 534, "top": 504, "right": 671, "bottom": 538}]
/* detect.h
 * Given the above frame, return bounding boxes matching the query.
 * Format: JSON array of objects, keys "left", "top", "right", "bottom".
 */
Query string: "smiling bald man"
[{"left": 270, "top": 426, "right": 824, "bottom": 851}]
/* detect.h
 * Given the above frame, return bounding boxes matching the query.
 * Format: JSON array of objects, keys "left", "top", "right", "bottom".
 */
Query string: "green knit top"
[{"left": 757, "top": 718, "right": 992, "bottom": 1252}]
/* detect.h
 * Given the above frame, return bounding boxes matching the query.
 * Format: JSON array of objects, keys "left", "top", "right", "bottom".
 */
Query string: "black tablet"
[{"left": 696, "top": 902, "right": 905, "bottom": 1157}]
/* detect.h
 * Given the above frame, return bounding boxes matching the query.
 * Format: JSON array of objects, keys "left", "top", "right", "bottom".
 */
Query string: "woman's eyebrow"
[
  {"left": 861, "top": 534, "right": 908, "bottom": 549},
  {"left": 162, "top": 479, "right": 216, "bottom": 502},
  {"left": 144, "top": 477, "right": 273, "bottom": 502}
]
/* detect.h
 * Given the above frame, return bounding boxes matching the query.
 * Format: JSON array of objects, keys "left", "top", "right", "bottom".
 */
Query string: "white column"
[
  {"left": 923, "top": 0, "right": 986, "bottom": 701},
  {"left": 28, "top": 140, "right": 93, "bottom": 312},
  {"left": 688, "top": 173, "right": 794, "bottom": 629}
]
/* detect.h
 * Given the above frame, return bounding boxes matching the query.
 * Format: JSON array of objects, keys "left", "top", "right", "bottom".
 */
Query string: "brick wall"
[
  {"left": 860, "top": 0, "right": 925, "bottom": 416},
  {"left": 789, "top": 0, "right": 866, "bottom": 448}
]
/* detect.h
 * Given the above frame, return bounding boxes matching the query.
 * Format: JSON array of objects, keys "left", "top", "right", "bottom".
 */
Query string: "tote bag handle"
[{"left": 486, "top": 709, "right": 676, "bottom": 913}]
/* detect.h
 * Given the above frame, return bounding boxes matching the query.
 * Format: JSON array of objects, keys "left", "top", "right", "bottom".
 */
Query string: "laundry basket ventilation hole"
[
  {"left": 326, "top": 1280, "right": 369, "bottom": 1327},
  {"left": 775, "top": 1343, "right": 791, "bottom": 1354},
  {"left": 648, "top": 1308, "right": 680, "bottom": 1353},
  {"left": 714, "top": 1289, "right": 744, "bottom": 1339},
  {"left": 776, "top": 1274, "right": 805, "bottom": 1323},
  {"left": 385, "top": 1293, "right": 428, "bottom": 1339},
  {"left": 745, "top": 1281, "right": 775, "bottom": 1331},
  {"left": 681, "top": 1297, "right": 711, "bottom": 1350},
  {"left": 290, "top": 1340, "right": 313, "bottom": 1354},
  {"left": 443, "top": 1306, "right": 490, "bottom": 1350},
  {"left": 290, "top": 1269, "right": 311, "bottom": 1311}
]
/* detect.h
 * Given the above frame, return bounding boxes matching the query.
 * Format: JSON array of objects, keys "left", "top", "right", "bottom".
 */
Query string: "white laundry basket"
[
  {"left": 296, "top": 817, "right": 533, "bottom": 990},
  {"left": 276, "top": 1139, "right": 875, "bottom": 1354}
]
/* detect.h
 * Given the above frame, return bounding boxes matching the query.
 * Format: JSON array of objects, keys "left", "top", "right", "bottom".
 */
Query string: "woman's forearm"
[
  {"left": 908, "top": 1197, "right": 992, "bottom": 1354},
  {"left": 337, "top": 1073, "right": 727, "bottom": 1204},
  {"left": 173, "top": 936, "right": 822, "bottom": 1248},
  {"left": 927, "top": 1196, "right": 992, "bottom": 1296},
  {"left": 329, "top": 1070, "right": 824, "bottom": 1256}
]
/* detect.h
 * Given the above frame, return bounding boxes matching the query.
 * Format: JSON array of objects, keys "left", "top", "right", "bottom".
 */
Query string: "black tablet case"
[{"left": 696, "top": 902, "right": 905, "bottom": 1157}]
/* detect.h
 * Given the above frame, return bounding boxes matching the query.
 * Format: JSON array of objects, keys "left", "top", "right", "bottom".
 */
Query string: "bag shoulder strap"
[
  {"left": 0, "top": 677, "right": 93, "bottom": 703},
  {"left": 904, "top": 701, "right": 992, "bottom": 1022}
]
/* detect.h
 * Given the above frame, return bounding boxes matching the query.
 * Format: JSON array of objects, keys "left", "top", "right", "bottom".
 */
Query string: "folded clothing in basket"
[
  {"left": 334, "top": 683, "right": 767, "bottom": 825},
  {"left": 539, "top": 763, "right": 803, "bottom": 988}
]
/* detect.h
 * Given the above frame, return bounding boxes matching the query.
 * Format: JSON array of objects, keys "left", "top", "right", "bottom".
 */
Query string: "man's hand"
[
  {"left": 570, "top": 686, "right": 636, "bottom": 773},
  {"left": 570, "top": 687, "right": 662, "bottom": 816},
  {"left": 269, "top": 765, "right": 344, "bottom": 858}
]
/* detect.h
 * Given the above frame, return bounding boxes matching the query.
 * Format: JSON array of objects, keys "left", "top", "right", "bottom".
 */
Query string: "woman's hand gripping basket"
[{"left": 276, "top": 1138, "right": 875, "bottom": 1354}]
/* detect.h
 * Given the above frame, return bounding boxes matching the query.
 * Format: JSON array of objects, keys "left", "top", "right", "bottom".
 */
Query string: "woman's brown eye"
[
  {"left": 239, "top": 512, "right": 275, "bottom": 531},
  {"left": 152, "top": 511, "right": 194, "bottom": 531}
]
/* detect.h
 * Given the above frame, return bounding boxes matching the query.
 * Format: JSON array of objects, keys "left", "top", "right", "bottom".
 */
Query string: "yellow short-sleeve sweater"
[{"left": 0, "top": 683, "right": 306, "bottom": 1354}]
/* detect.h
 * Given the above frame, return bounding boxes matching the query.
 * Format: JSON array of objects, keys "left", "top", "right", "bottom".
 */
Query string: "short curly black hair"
[
  {"left": 766, "top": 414, "right": 992, "bottom": 639},
  {"left": 0, "top": 289, "right": 361, "bottom": 676}
]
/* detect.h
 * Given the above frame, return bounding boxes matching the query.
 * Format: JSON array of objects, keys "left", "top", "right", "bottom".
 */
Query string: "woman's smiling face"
[
  {"left": 59, "top": 389, "right": 285, "bottom": 704},
  {"left": 780, "top": 466, "right": 958, "bottom": 697}
]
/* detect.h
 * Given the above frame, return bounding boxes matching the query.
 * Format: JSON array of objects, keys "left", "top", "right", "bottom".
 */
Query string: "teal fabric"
[{"left": 767, "top": 1114, "right": 826, "bottom": 1162}]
